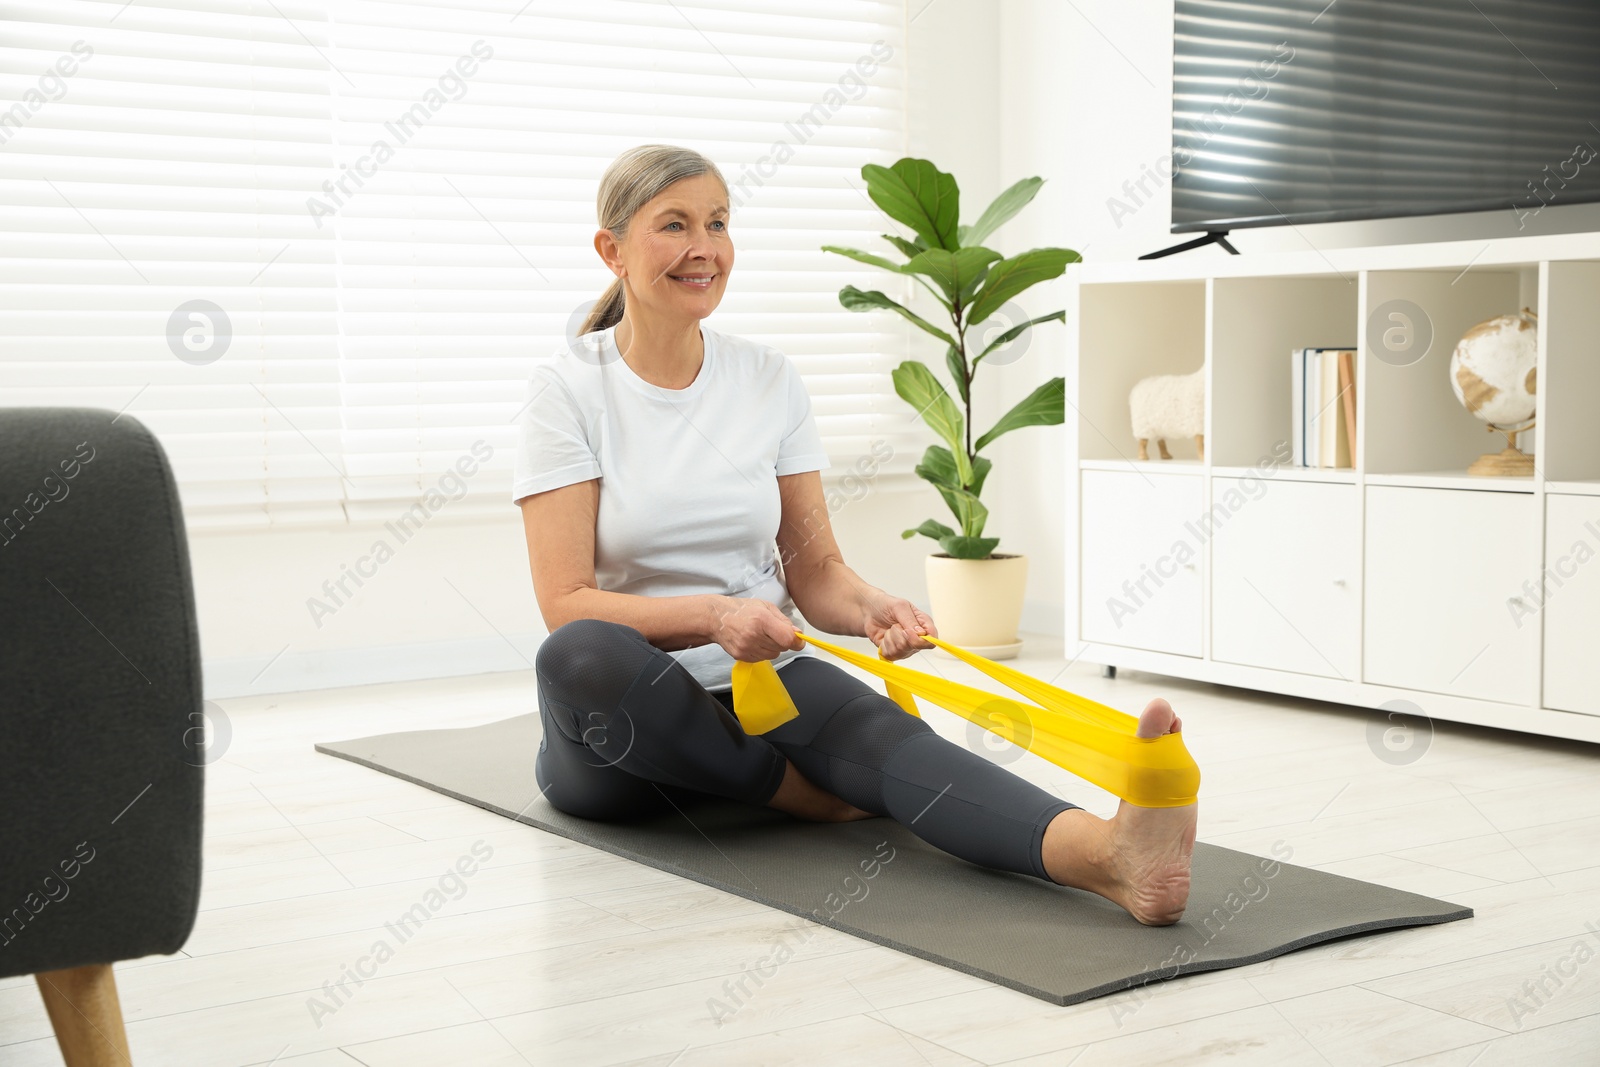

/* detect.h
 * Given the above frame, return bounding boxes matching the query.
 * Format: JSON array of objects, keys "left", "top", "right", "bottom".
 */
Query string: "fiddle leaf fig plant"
[{"left": 823, "top": 157, "right": 1079, "bottom": 560}]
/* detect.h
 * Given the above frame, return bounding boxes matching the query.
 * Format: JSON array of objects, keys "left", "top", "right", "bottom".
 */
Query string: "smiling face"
[{"left": 598, "top": 171, "right": 732, "bottom": 327}]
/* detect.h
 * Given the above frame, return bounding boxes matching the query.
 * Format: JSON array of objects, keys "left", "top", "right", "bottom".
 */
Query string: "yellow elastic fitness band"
[{"left": 729, "top": 630, "right": 1200, "bottom": 808}]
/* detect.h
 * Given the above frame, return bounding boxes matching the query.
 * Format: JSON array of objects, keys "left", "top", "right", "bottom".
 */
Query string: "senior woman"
[{"left": 513, "top": 144, "right": 1197, "bottom": 926}]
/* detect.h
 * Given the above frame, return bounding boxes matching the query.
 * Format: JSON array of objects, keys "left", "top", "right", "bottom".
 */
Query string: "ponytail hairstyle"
[{"left": 580, "top": 144, "right": 730, "bottom": 336}]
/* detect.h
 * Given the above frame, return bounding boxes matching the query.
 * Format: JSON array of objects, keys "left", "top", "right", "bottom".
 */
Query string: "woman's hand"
[
  {"left": 861, "top": 589, "right": 937, "bottom": 662},
  {"left": 709, "top": 595, "right": 804, "bottom": 662}
]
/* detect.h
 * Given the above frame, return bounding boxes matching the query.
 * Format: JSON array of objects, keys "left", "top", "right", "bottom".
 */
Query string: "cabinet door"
[
  {"left": 1211, "top": 479, "right": 1358, "bottom": 680},
  {"left": 1080, "top": 469, "right": 1203, "bottom": 656},
  {"left": 1543, "top": 494, "right": 1600, "bottom": 717},
  {"left": 1364, "top": 486, "right": 1540, "bottom": 705}
]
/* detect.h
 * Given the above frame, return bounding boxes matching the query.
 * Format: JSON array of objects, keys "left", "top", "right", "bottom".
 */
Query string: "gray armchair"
[{"left": 0, "top": 407, "right": 205, "bottom": 1064}]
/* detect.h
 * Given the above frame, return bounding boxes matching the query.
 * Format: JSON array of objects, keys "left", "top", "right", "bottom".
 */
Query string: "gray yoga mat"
[{"left": 315, "top": 713, "right": 1472, "bottom": 1007}]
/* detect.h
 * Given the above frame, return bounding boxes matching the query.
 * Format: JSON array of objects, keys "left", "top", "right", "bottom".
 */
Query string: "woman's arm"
[
  {"left": 523, "top": 476, "right": 867, "bottom": 822},
  {"left": 775, "top": 470, "right": 936, "bottom": 659},
  {"left": 518, "top": 480, "right": 721, "bottom": 650},
  {"left": 774, "top": 470, "right": 873, "bottom": 636}
]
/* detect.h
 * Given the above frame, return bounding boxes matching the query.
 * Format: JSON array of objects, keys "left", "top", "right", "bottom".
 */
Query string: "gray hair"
[{"left": 581, "top": 144, "right": 729, "bottom": 336}]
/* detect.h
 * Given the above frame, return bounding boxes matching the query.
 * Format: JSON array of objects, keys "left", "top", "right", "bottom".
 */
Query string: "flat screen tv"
[{"left": 1170, "top": 0, "right": 1600, "bottom": 236}]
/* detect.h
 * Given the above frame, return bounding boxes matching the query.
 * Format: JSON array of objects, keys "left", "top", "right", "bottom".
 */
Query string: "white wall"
[
  {"left": 999, "top": 0, "right": 1600, "bottom": 266},
  {"left": 197, "top": 0, "right": 1005, "bottom": 699},
  {"left": 194, "top": 484, "right": 972, "bottom": 699},
  {"left": 983, "top": 0, "right": 1600, "bottom": 660},
  {"left": 204, "top": 0, "right": 1591, "bottom": 698}
]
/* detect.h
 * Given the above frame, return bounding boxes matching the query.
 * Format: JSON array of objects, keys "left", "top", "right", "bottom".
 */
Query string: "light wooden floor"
[{"left": 3, "top": 633, "right": 1598, "bottom": 1066}]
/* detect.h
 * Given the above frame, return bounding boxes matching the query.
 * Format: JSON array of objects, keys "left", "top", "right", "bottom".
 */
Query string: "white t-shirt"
[{"left": 512, "top": 322, "right": 832, "bottom": 693}]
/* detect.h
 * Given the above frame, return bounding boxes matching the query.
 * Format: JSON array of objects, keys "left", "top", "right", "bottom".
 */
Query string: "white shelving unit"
[{"left": 1064, "top": 231, "right": 1600, "bottom": 744}]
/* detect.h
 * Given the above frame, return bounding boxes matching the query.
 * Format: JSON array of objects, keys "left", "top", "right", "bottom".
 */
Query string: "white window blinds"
[
  {"left": 2, "top": 1, "right": 345, "bottom": 527},
  {"left": 1, "top": 0, "right": 919, "bottom": 530}
]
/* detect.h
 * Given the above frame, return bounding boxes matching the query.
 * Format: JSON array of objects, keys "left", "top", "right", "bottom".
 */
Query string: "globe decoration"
[{"left": 1449, "top": 307, "right": 1537, "bottom": 476}]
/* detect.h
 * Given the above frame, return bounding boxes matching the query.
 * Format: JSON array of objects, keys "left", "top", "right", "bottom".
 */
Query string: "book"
[
  {"left": 1291, "top": 347, "right": 1305, "bottom": 466},
  {"left": 1338, "top": 349, "right": 1357, "bottom": 467},
  {"left": 1291, "top": 346, "right": 1356, "bottom": 468},
  {"left": 1316, "top": 348, "right": 1354, "bottom": 468},
  {"left": 1308, "top": 348, "right": 1320, "bottom": 466}
]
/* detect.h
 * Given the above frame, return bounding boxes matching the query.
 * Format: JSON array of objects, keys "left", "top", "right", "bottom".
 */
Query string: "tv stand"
[
  {"left": 1065, "top": 229, "right": 1600, "bottom": 745},
  {"left": 1140, "top": 230, "right": 1239, "bottom": 260}
]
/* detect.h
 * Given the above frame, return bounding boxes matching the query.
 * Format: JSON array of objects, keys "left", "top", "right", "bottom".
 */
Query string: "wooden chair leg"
[{"left": 34, "top": 963, "right": 132, "bottom": 1066}]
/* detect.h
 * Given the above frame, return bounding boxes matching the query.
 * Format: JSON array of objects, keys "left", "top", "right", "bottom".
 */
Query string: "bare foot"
[
  {"left": 765, "top": 758, "right": 879, "bottom": 822},
  {"left": 1040, "top": 697, "right": 1198, "bottom": 925}
]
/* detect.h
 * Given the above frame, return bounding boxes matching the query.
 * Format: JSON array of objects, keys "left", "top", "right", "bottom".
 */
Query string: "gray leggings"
[{"left": 533, "top": 618, "right": 1080, "bottom": 882}]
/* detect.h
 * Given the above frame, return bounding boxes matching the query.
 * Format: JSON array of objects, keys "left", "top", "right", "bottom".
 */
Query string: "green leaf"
[
  {"left": 829, "top": 246, "right": 951, "bottom": 309},
  {"left": 958, "top": 258, "right": 995, "bottom": 305},
  {"left": 959, "top": 482, "right": 988, "bottom": 532},
  {"left": 963, "top": 177, "right": 1045, "bottom": 248},
  {"left": 891, "top": 362, "right": 970, "bottom": 485},
  {"left": 936, "top": 483, "right": 988, "bottom": 538},
  {"left": 881, "top": 233, "right": 922, "bottom": 259},
  {"left": 943, "top": 343, "right": 969, "bottom": 406},
  {"left": 938, "top": 534, "right": 1001, "bottom": 559},
  {"left": 913, "top": 444, "right": 960, "bottom": 489},
  {"left": 903, "top": 247, "right": 1003, "bottom": 304},
  {"left": 821, "top": 244, "right": 909, "bottom": 274},
  {"left": 973, "top": 309, "right": 1066, "bottom": 366},
  {"left": 967, "top": 248, "right": 1082, "bottom": 326},
  {"left": 909, "top": 454, "right": 989, "bottom": 538},
  {"left": 968, "top": 452, "right": 992, "bottom": 498},
  {"left": 839, "top": 286, "right": 957, "bottom": 348},
  {"left": 913, "top": 445, "right": 989, "bottom": 504},
  {"left": 902, "top": 518, "right": 956, "bottom": 542},
  {"left": 861, "top": 159, "right": 961, "bottom": 251},
  {"left": 974, "top": 377, "right": 1065, "bottom": 453}
]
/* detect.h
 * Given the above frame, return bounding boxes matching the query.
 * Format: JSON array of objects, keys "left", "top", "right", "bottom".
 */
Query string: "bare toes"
[{"left": 1136, "top": 697, "right": 1178, "bottom": 738}]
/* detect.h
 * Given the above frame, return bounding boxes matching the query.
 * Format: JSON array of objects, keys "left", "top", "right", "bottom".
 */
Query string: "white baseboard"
[
  {"left": 203, "top": 631, "right": 546, "bottom": 700},
  {"left": 205, "top": 600, "right": 1065, "bottom": 700}
]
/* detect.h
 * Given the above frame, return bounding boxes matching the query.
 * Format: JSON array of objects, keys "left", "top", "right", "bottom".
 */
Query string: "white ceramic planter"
[{"left": 924, "top": 551, "right": 1027, "bottom": 659}]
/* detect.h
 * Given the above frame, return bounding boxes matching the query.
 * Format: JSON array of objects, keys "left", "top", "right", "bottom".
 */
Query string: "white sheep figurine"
[{"left": 1129, "top": 363, "right": 1205, "bottom": 460}]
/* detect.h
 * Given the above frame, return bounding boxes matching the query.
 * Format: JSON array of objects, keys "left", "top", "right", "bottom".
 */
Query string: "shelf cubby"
[
  {"left": 1540, "top": 259, "right": 1600, "bottom": 485},
  {"left": 1066, "top": 232, "right": 1600, "bottom": 745},
  {"left": 1075, "top": 280, "right": 1205, "bottom": 463},
  {"left": 1209, "top": 273, "right": 1359, "bottom": 471},
  {"left": 1362, "top": 266, "right": 1538, "bottom": 482}
]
